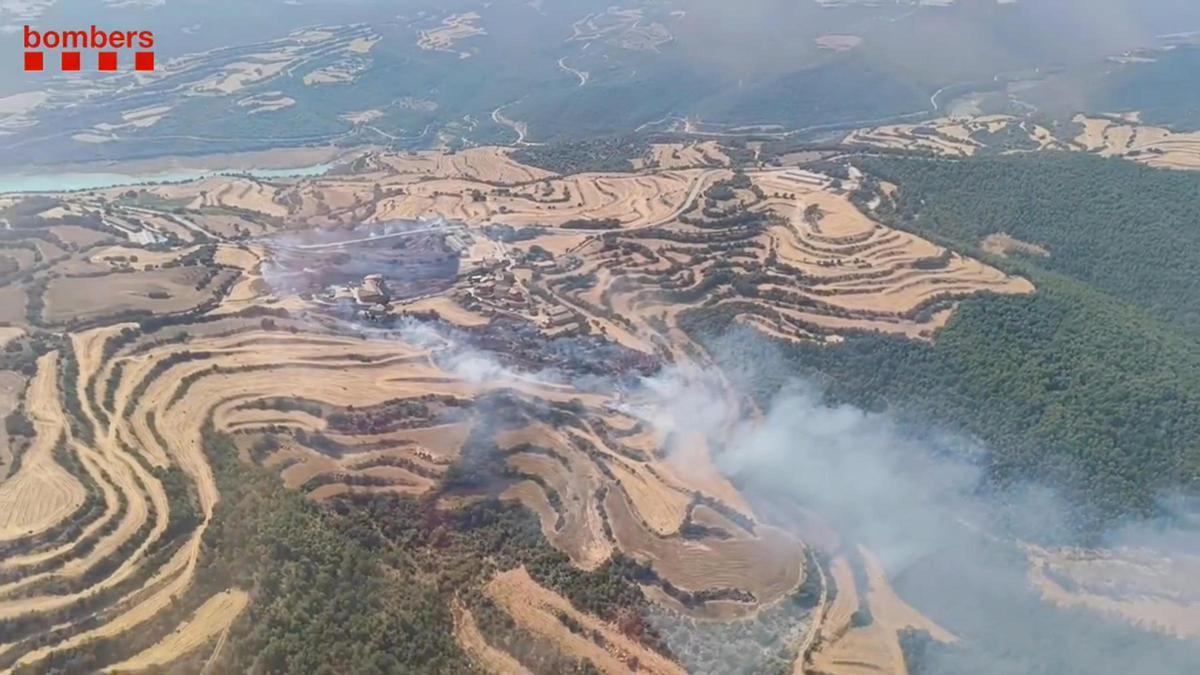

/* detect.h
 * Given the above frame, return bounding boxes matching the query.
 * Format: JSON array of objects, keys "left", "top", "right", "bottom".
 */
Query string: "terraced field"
[
  {"left": 0, "top": 143, "right": 1020, "bottom": 672},
  {"left": 846, "top": 113, "right": 1200, "bottom": 171},
  {"left": 109, "top": 146, "right": 715, "bottom": 233},
  {"left": 0, "top": 288, "right": 799, "bottom": 670},
  {"left": 515, "top": 168, "right": 1030, "bottom": 352}
]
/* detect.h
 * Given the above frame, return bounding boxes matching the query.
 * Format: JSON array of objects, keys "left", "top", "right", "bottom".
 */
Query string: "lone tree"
[{"left": 803, "top": 203, "right": 826, "bottom": 230}]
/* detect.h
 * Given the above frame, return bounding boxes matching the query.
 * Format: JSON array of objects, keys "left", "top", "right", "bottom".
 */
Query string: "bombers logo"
[{"left": 23, "top": 25, "right": 155, "bottom": 71}]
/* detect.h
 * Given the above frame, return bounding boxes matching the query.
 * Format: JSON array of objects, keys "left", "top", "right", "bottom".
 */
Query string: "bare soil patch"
[{"left": 981, "top": 233, "right": 1049, "bottom": 258}]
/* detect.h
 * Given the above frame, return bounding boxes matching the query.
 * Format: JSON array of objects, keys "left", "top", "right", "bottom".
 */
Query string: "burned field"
[{"left": 261, "top": 221, "right": 462, "bottom": 302}]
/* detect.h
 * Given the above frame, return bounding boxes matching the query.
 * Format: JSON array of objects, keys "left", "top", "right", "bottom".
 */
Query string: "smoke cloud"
[{"left": 631, "top": 332, "right": 1200, "bottom": 674}]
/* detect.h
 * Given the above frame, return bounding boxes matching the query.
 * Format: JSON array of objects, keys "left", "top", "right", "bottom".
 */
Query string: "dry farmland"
[
  {"left": 0, "top": 141, "right": 1019, "bottom": 673},
  {"left": 846, "top": 113, "right": 1200, "bottom": 171}
]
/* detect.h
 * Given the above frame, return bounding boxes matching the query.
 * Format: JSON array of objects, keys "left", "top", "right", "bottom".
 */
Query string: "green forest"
[{"left": 856, "top": 152, "right": 1200, "bottom": 331}]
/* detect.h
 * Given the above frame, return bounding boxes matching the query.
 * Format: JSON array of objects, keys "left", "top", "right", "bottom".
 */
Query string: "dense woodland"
[
  {"left": 857, "top": 153, "right": 1200, "bottom": 331},
  {"left": 511, "top": 137, "right": 650, "bottom": 175}
]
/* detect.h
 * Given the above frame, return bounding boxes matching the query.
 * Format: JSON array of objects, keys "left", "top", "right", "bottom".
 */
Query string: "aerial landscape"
[{"left": 1, "top": 0, "right": 1200, "bottom": 673}]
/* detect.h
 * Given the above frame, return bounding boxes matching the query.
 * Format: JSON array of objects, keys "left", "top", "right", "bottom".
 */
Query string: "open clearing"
[
  {"left": 417, "top": 12, "right": 486, "bottom": 53},
  {"left": 981, "top": 233, "right": 1050, "bottom": 259}
]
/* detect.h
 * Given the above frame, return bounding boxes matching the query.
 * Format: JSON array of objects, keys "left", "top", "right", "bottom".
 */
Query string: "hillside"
[
  {"left": 0, "top": 131, "right": 1198, "bottom": 673},
  {"left": 856, "top": 152, "right": 1200, "bottom": 331},
  {"left": 680, "top": 152, "right": 1200, "bottom": 528}
]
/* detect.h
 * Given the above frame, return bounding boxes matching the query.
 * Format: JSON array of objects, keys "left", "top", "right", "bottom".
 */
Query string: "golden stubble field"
[{"left": 846, "top": 113, "right": 1200, "bottom": 171}]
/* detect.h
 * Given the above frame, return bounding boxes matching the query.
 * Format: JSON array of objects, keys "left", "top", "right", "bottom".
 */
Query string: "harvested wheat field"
[
  {"left": 107, "top": 589, "right": 249, "bottom": 673},
  {"left": 371, "top": 169, "right": 708, "bottom": 229},
  {"left": 1070, "top": 114, "right": 1200, "bottom": 170},
  {"left": 845, "top": 119, "right": 985, "bottom": 157},
  {"left": 376, "top": 147, "right": 554, "bottom": 184},
  {"left": 42, "top": 267, "right": 237, "bottom": 325},
  {"left": 0, "top": 370, "right": 23, "bottom": 476},
  {"left": 638, "top": 142, "right": 730, "bottom": 170},
  {"left": 104, "top": 147, "right": 715, "bottom": 232},
  {"left": 605, "top": 485, "right": 804, "bottom": 608},
  {"left": 514, "top": 165, "right": 1032, "bottom": 350},
  {"left": 417, "top": 12, "right": 486, "bottom": 52},
  {"left": 848, "top": 113, "right": 1200, "bottom": 171},
  {"left": 845, "top": 115, "right": 1077, "bottom": 157},
  {"left": 808, "top": 548, "right": 955, "bottom": 675},
  {"left": 0, "top": 354, "right": 84, "bottom": 540},
  {"left": 453, "top": 599, "right": 533, "bottom": 675},
  {"left": 486, "top": 567, "right": 686, "bottom": 675}
]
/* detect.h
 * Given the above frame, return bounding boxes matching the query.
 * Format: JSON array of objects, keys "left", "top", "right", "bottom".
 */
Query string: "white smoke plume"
[{"left": 632, "top": 344, "right": 1200, "bottom": 673}]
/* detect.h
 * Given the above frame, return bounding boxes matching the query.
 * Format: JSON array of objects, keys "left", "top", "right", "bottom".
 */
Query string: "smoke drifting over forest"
[
  {"left": 384, "top": 304, "right": 1200, "bottom": 675},
  {"left": 632, "top": 332, "right": 1200, "bottom": 674}
]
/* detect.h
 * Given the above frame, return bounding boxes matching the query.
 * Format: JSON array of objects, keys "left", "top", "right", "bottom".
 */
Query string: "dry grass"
[
  {"left": 0, "top": 326, "right": 24, "bottom": 350},
  {"left": 501, "top": 424, "right": 614, "bottom": 569},
  {"left": 107, "top": 589, "right": 249, "bottom": 673},
  {"left": 605, "top": 485, "right": 804, "bottom": 607},
  {"left": 0, "top": 353, "right": 84, "bottom": 540},
  {"left": 417, "top": 12, "right": 486, "bottom": 52},
  {"left": 486, "top": 567, "right": 686, "bottom": 674},
  {"left": 640, "top": 142, "right": 730, "bottom": 170},
  {"left": 452, "top": 599, "right": 533, "bottom": 675},
  {"left": 0, "top": 285, "right": 27, "bottom": 324},
  {"left": 42, "top": 267, "right": 235, "bottom": 325},
  {"left": 48, "top": 225, "right": 113, "bottom": 248},
  {"left": 0, "top": 370, "right": 24, "bottom": 479},
  {"left": 1071, "top": 114, "right": 1200, "bottom": 170},
  {"left": 809, "top": 547, "right": 955, "bottom": 675}
]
